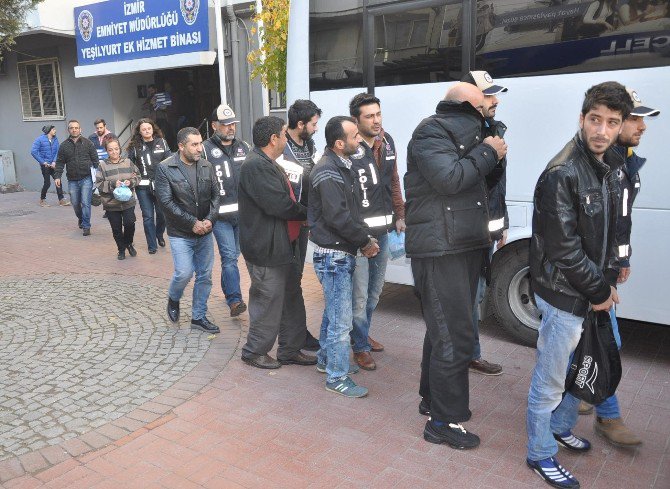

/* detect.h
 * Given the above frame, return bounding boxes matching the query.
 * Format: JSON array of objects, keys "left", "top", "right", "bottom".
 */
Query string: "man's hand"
[
  {"left": 496, "top": 229, "right": 508, "bottom": 250},
  {"left": 361, "top": 237, "right": 380, "bottom": 258},
  {"left": 617, "top": 266, "right": 631, "bottom": 284},
  {"left": 54, "top": 179, "right": 61, "bottom": 188},
  {"left": 592, "top": 286, "right": 620, "bottom": 311},
  {"left": 483, "top": 135, "right": 508, "bottom": 160},
  {"left": 192, "top": 221, "right": 207, "bottom": 235},
  {"left": 395, "top": 218, "right": 406, "bottom": 234},
  {"left": 202, "top": 219, "right": 213, "bottom": 233},
  {"left": 50, "top": 162, "right": 56, "bottom": 168}
]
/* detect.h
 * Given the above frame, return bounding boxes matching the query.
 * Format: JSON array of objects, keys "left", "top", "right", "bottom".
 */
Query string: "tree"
[
  {"left": 247, "top": 0, "right": 289, "bottom": 93},
  {"left": 0, "top": 0, "right": 44, "bottom": 61}
]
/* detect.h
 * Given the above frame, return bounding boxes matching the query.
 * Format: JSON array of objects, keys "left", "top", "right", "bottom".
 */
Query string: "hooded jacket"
[{"left": 31, "top": 134, "right": 59, "bottom": 166}]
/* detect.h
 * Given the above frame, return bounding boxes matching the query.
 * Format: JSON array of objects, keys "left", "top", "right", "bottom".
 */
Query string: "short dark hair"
[
  {"left": 325, "top": 116, "right": 356, "bottom": 149},
  {"left": 252, "top": 116, "right": 285, "bottom": 147},
  {"left": 94, "top": 118, "right": 106, "bottom": 126},
  {"left": 349, "top": 93, "right": 381, "bottom": 118},
  {"left": 287, "top": 99, "right": 322, "bottom": 129},
  {"left": 67, "top": 119, "right": 80, "bottom": 127},
  {"left": 582, "top": 82, "right": 632, "bottom": 119},
  {"left": 177, "top": 127, "right": 201, "bottom": 146},
  {"left": 103, "top": 136, "right": 119, "bottom": 150}
]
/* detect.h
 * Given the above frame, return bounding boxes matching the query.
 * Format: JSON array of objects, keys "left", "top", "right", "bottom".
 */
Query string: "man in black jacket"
[
  {"left": 154, "top": 127, "right": 220, "bottom": 335},
  {"left": 203, "top": 104, "right": 251, "bottom": 318},
  {"left": 54, "top": 120, "right": 99, "bottom": 235},
  {"left": 309, "top": 116, "right": 379, "bottom": 398},
  {"left": 462, "top": 71, "right": 508, "bottom": 377},
  {"left": 238, "top": 116, "right": 315, "bottom": 369},
  {"left": 526, "top": 82, "right": 631, "bottom": 489},
  {"left": 405, "top": 82, "right": 506, "bottom": 449}
]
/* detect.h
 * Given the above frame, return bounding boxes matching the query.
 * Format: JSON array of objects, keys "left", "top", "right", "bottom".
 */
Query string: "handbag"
[
  {"left": 113, "top": 183, "right": 133, "bottom": 202},
  {"left": 388, "top": 231, "right": 406, "bottom": 260},
  {"left": 91, "top": 188, "right": 102, "bottom": 207},
  {"left": 565, "top": 309, "right": 622, "bottom": 405}
]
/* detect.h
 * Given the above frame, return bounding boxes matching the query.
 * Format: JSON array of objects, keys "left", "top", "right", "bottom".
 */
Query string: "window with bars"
[{"left": 17, "top": 58, "right": 65, "bottom": 120}]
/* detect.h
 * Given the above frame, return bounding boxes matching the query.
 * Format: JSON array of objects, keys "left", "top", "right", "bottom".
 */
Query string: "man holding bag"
[{"left": 526, "top": 82, "right": 632, "bottom": 489}]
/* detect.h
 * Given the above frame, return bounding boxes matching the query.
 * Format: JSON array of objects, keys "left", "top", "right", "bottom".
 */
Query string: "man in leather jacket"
[
  {"left": 405, "top": 82, "right": 507, "bottom": 450},
  {"left": 526, "top": 82, "right": 632, "bottom": 489}
]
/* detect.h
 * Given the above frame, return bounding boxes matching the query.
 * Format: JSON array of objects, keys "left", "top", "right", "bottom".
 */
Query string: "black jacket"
[
  {"left": 530, "top": 134, "right": 621, "bottom": 317},
  {"left": 483, "top": 119, "right": 508, "bottom": 240},
  {"left": 202, "top": 136, "right": 250, "bottom": 222},
  {"left": 404, "top": 100, "right": 499, "bottom": 257},
  {"left": 154, "top": 153, "right": 219, "bottom": 238},
  {"left": 128, "top": 138, "right": 171, "bottom": 187},
  {"left": 612, "top": 145, "right": 645, "bottom": 268},
  {"left": 238, "top": 148, "right": 307, "bottom": 266},
  {"left": 54, "top": 136, "right": 99, "bottom": 181},
  {"left": 308, "top": 148, "right": 371, "bottom": 255},
  {"left": 351, "top": 133, "right": 397, "bottom": 237}
]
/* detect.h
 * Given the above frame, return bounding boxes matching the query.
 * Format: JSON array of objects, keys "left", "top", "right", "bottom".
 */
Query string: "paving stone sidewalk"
[{"left": 0, "top": 192, "right": 668, "bottom": 488}]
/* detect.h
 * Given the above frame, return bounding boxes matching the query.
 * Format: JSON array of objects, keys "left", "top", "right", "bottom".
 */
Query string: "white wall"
[{"left": 110, "top": 72, "right": 155, "bottom": 139}]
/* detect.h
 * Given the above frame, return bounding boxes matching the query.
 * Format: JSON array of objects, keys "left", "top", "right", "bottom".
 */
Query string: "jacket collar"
[
  {"left": 612, "top": 144, "right": 646, "bottom": 177},
  {"left": 435, "top": 100, "right": 485, "bottom": 121},
  {"left": 573, "top": 133, "right": 622, "bottom": 178},
  {"left": 210, "top": 134, "right": 239, "bottom": 152},
  {"left": 324, "top": 147, "right": 352, "bottom": 170},
  {"left": 167, "top": 152, "right": 207, "bottom": 169}
]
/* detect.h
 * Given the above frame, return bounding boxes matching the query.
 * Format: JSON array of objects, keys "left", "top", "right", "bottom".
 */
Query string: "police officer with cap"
[{"left": 203, "top": 104, "right": 251, "bottom": 317}]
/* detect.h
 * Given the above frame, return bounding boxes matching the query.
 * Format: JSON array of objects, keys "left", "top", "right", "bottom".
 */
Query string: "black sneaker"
[
  {"left": 167, "top": 298, "right": 180, "bottom": 323},
  {"left": 191, "top": 317, "right": 220, "bottom": 334},
  {"left": 303, "top": 331, "right": 320, "bottom": 352},
  {"left": 553, "top": 431, "right": 591, "bottom": 452},
  {"left": 78, "top": 219, "right": 83, "bottom": 229},
  {"left": 419, "top": 398, "right": 431, "bottom": 416},
  {"left": 82, "top": 228, "right": 91, "bottom": 236},
  {"left": 157, "top": 236, "right": 166, "bottom": 247},
  {"left": 423, "top": 419, "right": 480, "bottom": 449},
  {"left": 527, "top": 457, "right": 580, "bottom": 489},
  {"left": 148, "top": 249, "right": 157, "bottom": 255},
  {"left": 126, "top": 244, "right": 137, "bottom": 257},
  {"left": 117, "top": 250, "right": 126, "bottom": 260}
]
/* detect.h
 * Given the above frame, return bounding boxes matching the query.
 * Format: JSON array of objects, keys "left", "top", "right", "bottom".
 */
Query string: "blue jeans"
[
  {"left": 167, "top": 233, "right": 214, "bottom": 321},
  {"left": 136, "top": 187, "right": 165, "bottom": 251},
  {"left": 212, "top": 219, "right": 242, "bottom": 306},
  {"left": 527, "top": 294, "right": 584, "bottom": 461},
  {"left": 351, "top": 233, "right": 389, "bottom": 353},
  {"left": 314, "top": 251, "right": 356, "bottom": 383},
  {"left": 68, "top": 178, "right": 92, "bottom": 229}
]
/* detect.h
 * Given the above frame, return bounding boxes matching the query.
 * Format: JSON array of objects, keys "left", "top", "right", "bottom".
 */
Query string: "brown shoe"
[
  {"left": 595, "top": 417, "right": 642, "bottom": 447},
  {"left": 59, "top": 199, "right": 71, "bottom": 206},
  {"left": 230, "top": 301, "right": 247, "bottom": 317},
  {"left": 469, "top": 359, "right": 503, "bottom": 376},
  {"left": 278, "top": 351, "right": 317, "bottom": 366},
  {"left": 368, "top": 336, "right": 384, "bottom": 352},
  {"left": 39, "top": 199, "right": 50, "bottom": 207},
  {"left": 354, "top": 351, "right": 376, "bottom": 371},
  {"left": 579, "top": 400, "right": 594, "bottom": 415}
]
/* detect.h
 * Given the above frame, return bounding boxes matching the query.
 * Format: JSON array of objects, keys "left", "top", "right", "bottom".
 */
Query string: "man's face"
[
  {"left": 272, "top": 124, "right": 288, "bottom": 158},
  {"left": 139, "top": 122, "right": 154, "bottom": 140},
  {"left": 214, "top": 122, "right": 236, "bottom": 142},
  {"left": 341, "top": 121, "right": 362, "bottom": 157},
  {"left": 68, "top": 122, "right": 81, "bottom": 138},
  {"left": 579, "top": 104, "right": 623, "bottom": 158},
  {"left": 298, "top": 114, "right": 320, "bottom": 141},
  {"left": 356, "top": 103, "right": 382, "bottom": 139},
  {"left": 95, "top": 122, "right": 106, "bottom": 136},
  {"left": 179, "top": 134, "right": 203, "bottom": 163},
  {"left": 49, "top": 128, "right": 57, "bottom": 137},
  {"left": 482, "top": 94, "right": 499, "bottom": 118},
  {"left": 617, "top": 115, "right": 646, "bottom": 148}
]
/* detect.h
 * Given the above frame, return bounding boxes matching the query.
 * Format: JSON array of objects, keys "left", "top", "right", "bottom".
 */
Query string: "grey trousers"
[{"left": 242, "top": 257, "right": 304, "bottom": 360}]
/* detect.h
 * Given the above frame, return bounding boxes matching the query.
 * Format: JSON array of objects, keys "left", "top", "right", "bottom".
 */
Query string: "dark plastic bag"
[{"left": 565, "top": 310, "right": 622, "bottom": 405}]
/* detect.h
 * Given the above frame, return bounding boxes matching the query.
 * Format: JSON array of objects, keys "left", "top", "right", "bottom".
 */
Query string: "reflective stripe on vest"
[
  {"left": 622, "top": 188, "right": 629, "bottom": 217},
  {"left": 488, "top": 217, "right": 505, "bottom": 232},
  {"left": 618, "top": 244, "right": 630, "bottom": 258},
  {"left": 139, "top": 179, "right": 151, "bottom": 186},
  {"left": 364, "top": 214, "right": 393, "bottom": 227},
  {"left": 219, "top": 203, "right": 239, "bottom": 214}
]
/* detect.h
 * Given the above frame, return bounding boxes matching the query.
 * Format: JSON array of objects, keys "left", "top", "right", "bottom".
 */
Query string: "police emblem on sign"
[
  {"left": 77, "top": 10, "right": 94, "bottom": 42},
  {"left": 180, "top": 0, "right": 200, "bottom": 26}
]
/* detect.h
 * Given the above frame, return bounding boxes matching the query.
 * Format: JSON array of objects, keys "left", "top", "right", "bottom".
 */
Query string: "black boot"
[
  {"left": 117, "top": 249, "right": 126, "bottom": 260},
  {"left": 167, "top": 298, "right": 180, "bottom": 323},
  {"left": 127, "top": 244, "right": 137, "bottom": 257}
]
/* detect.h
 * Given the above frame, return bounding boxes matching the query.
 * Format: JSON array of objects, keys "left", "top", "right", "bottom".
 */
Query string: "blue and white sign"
[{"left": 74, "top": 0, "right": 209, "bottom": 66}]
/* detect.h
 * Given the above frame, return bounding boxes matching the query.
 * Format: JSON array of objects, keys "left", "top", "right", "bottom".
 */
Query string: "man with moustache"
[
  {"left": 577, "top": 88, "right": 660, "bottom": 447},
  {"left": 203, "top": 104, "right": 251, "bottom": 317},
  {"left": 526, "top": 82, "right": 632, "bottom": 489}
]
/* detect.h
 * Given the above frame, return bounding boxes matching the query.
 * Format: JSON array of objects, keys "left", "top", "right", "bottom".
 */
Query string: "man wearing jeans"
[
  {"left": 348, "top": 93, "right": 405, "bottom": 371},
  {"left": 154, "top": 127, "right": 220, "bottom": 335},
  {"left": 203, "top": 104, "right": 250, "bottom": 317},
  {"left": 54, "top": 120, "right": 99, "bottom": 236},
  {"left": 527, "top": 82, "right": 631, "bottom": 489},
  {"left": 309, "top": 116, "right": 379, "bottom": 398}
]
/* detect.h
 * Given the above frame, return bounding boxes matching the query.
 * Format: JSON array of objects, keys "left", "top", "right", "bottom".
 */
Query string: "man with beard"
[
  {"left": 276, "top": 99, "right": 323, "bottom": 351},
  {"left": 155, "top": 127, "right": 220, "bottom": 335},
  {"left": 203, "top": 104, "right": 251, "bottom": 317},
  {"left": 89, "top": 118, "right": 116, "bottom": 161},
  {"left": 309, "top": 116, "right": 380, "bottom": 397},
  {"left": 526, "top": 82, "right": 631, "bottom": 489},
  {"left": 577, "top": 87, "right": 660, "bottom": 447},
  {"left": 348, "top": 93, "right": 405, "bottom": 370}
]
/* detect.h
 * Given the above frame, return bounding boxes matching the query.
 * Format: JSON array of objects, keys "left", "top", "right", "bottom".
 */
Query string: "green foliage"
[
  {"left": 0, "top": 0, "right": 44, "bottom": 61},
  {"left": 247, "top": 0, "right": 289, "bottom": 93}
]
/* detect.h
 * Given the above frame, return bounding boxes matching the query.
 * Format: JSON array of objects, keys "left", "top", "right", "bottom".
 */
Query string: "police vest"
[
  {"left": 132, "top": 138, "right": 170, "bottom": 187},
  {"left": 615, "top": 161, "right": 641, "bottom": 260},
  {"left": 277, "top": 139, "right": 320, "bottom": 203},
  {"left": 202, "top": 137, "right": 250, "bottom": 219},
  {"left": 350, "top": 134, "right": 396, "bottom": 236}
]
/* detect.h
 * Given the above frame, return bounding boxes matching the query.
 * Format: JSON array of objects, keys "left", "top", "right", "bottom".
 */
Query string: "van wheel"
[{"left": 490, "top": 240, "right": 541, "bottom": 346}]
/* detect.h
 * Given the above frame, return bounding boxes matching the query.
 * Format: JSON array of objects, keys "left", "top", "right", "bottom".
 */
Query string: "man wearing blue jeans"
[
  {"left": 527, "top": 82, "right": 631, "bottom": 488},
  {"left": 348, "top": 93, "right": 405, "bottom": 371},
  {"left": 54, "top": 120, "right": 99, "bottom": 236},
  {"left": 309, "top": 116, "right": 379, "bottom": 398},
  {"left": 154, "top": 127, "right": 220, "bottom": 334}
]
